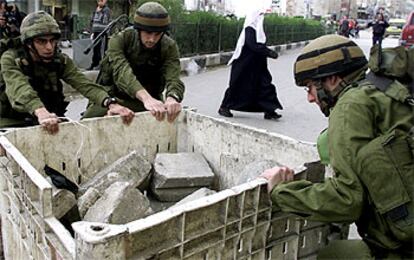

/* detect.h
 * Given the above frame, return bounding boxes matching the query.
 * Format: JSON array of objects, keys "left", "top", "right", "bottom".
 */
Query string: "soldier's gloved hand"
[
  {"left": 164, "top": 97, "right": 182, "bottom": 123},
  {"left": 260, "top": 166, "right": 294, "bottom": 193},
  {"left": 269, "top": 50, "right": 279, "bottom": 59},
  {"left": 106, "top": 104, "right": 135, "bottom": 125},
  {"left": 34, "top": 107, "right": 60, "bottom": 135}
]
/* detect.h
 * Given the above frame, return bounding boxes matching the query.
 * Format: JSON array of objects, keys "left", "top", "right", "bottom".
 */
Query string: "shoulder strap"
[{"left": 366, "top": 72, "right": 414, "bottom": 106}]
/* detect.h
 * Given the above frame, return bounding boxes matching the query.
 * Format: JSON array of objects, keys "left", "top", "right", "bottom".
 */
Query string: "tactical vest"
[
  {"left": 0, "top": 45, "right": 67, "bottom": 127},
  {"left": 355, "top": 80, "right": 413, "bottom": 256}
]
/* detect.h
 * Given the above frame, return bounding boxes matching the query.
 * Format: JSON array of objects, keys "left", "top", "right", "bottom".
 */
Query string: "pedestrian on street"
[
  {"left": 88, "top": 0, "right": 111, "bottom": 70},
  {"left": 367, "top": 13, "right": 389, "bottom": 46},
  {"left": 83, "top": 2, "right": 184, "bottom": 123},
  {"left": 338, "top": 15, "right": 350, "bottom": 38},
  {"left": 260, "top": 35, "right": 413, "bottom": 259},
  {"left": 218, "top": 7, "right": 283, "bottom": 120},
  {"left": 0, "top": 11, "right": 134, "bottom": 134}
]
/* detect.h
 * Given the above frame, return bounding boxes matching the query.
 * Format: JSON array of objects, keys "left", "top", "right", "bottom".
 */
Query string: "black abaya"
[{"left": 220, "top": 26, "right": 283, "bottom": 113}]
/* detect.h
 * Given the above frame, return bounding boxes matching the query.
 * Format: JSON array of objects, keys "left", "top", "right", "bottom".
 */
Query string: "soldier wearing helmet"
[
  {"left": 0, "top": 11, "right": 135, "bottom": 134},
  {"left": 83, "top": 2, "right": 185, "bottom": 123},
  {"left": 261, "top": 35, "right": 413, "bottom": 258}
]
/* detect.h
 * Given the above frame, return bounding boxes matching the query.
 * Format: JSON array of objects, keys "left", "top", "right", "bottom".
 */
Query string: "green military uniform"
[
  {"left": 83, "top": 27, "right": 185, "bottom": 118},
  {"left": 271, "top": 75, "right": 413, "bottom": 258},
  {"left": 0, "top": 46, "right": 109, "bottom": 128},
  {"left": 272, "top": 35, "right": 414, "bottom": 259}
]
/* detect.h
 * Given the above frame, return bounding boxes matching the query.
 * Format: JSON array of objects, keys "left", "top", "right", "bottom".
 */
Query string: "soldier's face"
[
  {"left": 304, "top": 81, "right": 321, "bottom": 105},
  {"left": 31, "top": 35, "right": 58, "bottom": 62},
  {"left": 140, "top": 31, "right": 163, "bottom": 49}
]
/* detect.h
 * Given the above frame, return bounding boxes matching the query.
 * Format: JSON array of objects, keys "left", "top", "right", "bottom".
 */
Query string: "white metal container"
[{"left": 0, "top": 111, "right": 343, "bottom": 259}]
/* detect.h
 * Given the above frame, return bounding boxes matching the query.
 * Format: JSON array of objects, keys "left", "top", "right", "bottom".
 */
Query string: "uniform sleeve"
[
  {"left": 244, "top": 27, "right": 273, "bottom": 57},
  {"left": 271, "top": 100, "right": 374, "bottom": 222},
  {"left": 61, "top": 55, "right": 108, "bottom": 106},
  {"left": 1, "top": 51, "right": 44, "bottom": 114},
  {"left": 106, "top": 31, "right": 143, "bottom": 98},
  {"left": 163, "top": 42, "right": 185, "bottom": 102}
]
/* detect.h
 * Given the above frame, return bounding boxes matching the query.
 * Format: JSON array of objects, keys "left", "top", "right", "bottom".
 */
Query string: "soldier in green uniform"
[
  {"left": 260, "top": 35, "right": 413, "bottom": 259},
  {"left": 0, "top": 11, "right": 135, "bottom": 134},
  {"left": 83, "top": 2, "right": 185, "bottom": 123}
]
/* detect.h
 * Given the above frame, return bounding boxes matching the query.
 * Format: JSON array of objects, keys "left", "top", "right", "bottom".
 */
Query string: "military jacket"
[
  {"left": 98, "top": 27, "right": 184, "bottom": 106},
  {"left": 271, "top": 78, "right": 413, "bottom": 253},
  {"left": 0, "top": 47, "right": 109, "bottom": 127}
]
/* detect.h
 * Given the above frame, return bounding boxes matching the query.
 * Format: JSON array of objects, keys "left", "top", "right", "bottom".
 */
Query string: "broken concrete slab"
[
  {"left": 172, "top": 188, "right": 217, "bottom": 208},
  {"left": 78, "top": 151, "right": 152, "bottom": 196},
  {"left": 83, "top": 182, "right": 153, "bottom": 224},
  {"left": 152, "top": 152, "right": 215, "bottom": 189},
  {"left": 78, "top": 187, "right": 100, "bottom": 218},
  {"left": 147, "top": 194, "right": 175, "bottom": 213}
]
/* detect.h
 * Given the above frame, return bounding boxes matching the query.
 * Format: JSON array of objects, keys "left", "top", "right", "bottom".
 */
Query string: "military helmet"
[
  {"left": 20, "top": 11, "right": 61, "bottom": 43},
  {"left": 134, "top": 2, "right": 170, "bottom": 32},
  {"left": 294, "top": 35, "right": 367, "bottom": 86}
]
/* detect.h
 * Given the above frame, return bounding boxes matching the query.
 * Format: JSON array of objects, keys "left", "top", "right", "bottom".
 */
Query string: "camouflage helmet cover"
[
  {"left": 294, "top": 34, "right": 368, "bottom": 86},
  {"left": 20, "top": 11, "right": 61, "bottom": 42},
  {"left": 134, "top": 2, "right": 170, "bottom": 32}
]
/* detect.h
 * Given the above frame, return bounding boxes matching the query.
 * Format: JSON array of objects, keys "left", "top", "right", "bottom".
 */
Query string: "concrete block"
[
  {"left": 172, "top": 188, "right": 217, "bottom": 208},
  {"left": 79, "top": 150, "right": 152, "bottom": 196},
  {"left": 78, "top": 187, "right": 100, "bottom": 218},
  {"left": 152, "top": 152, "right": 215, "bottom": 189},
  {"left": 147, "top": 194, "right": 175, "bottom": 213},
  {"left": 83, "top": 182, "right": 153, "bottom": 224}
]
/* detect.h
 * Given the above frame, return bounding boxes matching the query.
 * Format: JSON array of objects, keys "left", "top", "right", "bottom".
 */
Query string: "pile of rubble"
[{"left": 49, "top": 151, "right": 217, "bottom": 227}]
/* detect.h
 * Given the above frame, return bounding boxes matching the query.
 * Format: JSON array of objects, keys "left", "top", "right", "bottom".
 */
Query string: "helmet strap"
[
  {"left": 316, "top": 66, "right": 368, "bottom": 117},
  {"left": 315, "top": 79, "right": 345, "bottom": 117}
]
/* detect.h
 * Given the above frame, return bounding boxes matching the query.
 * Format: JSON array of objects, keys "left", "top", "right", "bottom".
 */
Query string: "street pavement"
[{"left": 67, "top": 30, "right": 399, "bottom": 142}]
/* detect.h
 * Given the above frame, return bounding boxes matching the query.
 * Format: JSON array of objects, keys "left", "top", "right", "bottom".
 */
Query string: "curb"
[{"left": 179, "top": 40, "right": 310, "bottom": 75}]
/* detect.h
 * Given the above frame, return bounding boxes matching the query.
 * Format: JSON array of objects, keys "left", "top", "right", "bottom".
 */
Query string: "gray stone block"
[
  {"left": 172, "top": 188, "right": 217, "bottom": 208},
  {"left": 152, "top": 152, "right": 214, "bottom": 189},
  {"left": 83, "top": 182, "right": 153, "bottom": 224},
  {"left": 79, "top": 150, "right": 152, "bottom": 196},
  {"left": 78, "top": 187, "right": 100, "bottom": 218}
]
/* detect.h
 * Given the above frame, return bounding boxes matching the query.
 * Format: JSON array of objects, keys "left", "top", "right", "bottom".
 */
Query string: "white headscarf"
[{"left": 228, "top": 8, "right": 267, "bottom": 65}]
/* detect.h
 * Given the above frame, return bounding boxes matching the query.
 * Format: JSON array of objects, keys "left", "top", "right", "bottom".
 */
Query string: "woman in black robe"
[{"left": 218, "top": 10, "right": 283, "bottom": 120}]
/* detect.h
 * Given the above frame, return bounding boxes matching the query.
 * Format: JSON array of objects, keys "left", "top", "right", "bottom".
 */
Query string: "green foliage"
[{"left": 170, "top": 13, "right": 327, "bottom": 57}]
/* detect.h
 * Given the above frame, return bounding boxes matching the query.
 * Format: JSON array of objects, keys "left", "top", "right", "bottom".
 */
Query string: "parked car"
[
  {"left": 400, "top": 11, "right": 414, "bottom": 48},
  {"left": 385, "top": 18, "right": 406, "bottom": 37}
]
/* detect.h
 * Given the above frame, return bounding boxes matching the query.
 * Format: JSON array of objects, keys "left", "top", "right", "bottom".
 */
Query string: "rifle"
[{"left": 83, "top": 14, "right": 130, "bottom": 55}]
